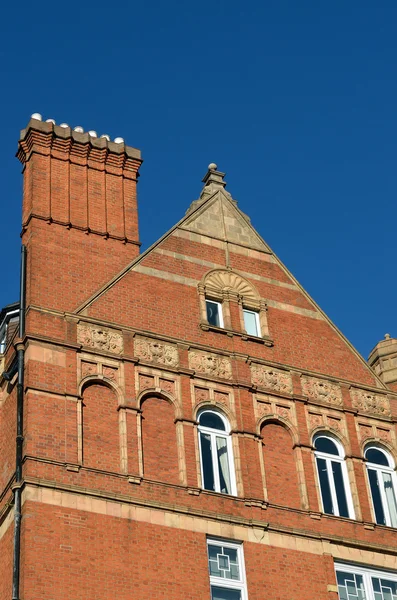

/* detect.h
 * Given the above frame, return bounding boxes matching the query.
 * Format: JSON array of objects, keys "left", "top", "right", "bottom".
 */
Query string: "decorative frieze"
[
  {"left": 251, "top": 364, "right": 292, "bottom": 395},
  {"left": 301, "top": 376, "right": 342, "bottom": 407},
  {"left": 134, "top": 337, "right": 179, "bottom": 367},
  {"left": 189, "top": 350, "right": 232, "bottom": 380},
  {"left": 350, "top": 389, "right": 390, "bottom": 417},
  {"left": 77, "top": 323, "right": 123, "bottom": 355}
]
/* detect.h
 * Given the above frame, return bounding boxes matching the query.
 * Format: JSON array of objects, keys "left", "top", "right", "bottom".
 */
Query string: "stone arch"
[
  {"left": 361, "top": 437, "right": 397, "bottom": 466},
  {"left": 257, "top": 414, "right": 299, "bottom": 446},
  {"left": 140, "top": 390, "right": 181, "bottom": 485},
  {"left": 260, "top": 418, "right": 302, "bottom": 509},
  {"left": 80, "top": 379, "right": 121, "bottom": 472},
  {"left": 310, "top": 426, "right": 351, "bottom": 456},
  {"left": 193, "top": 400, "right": 237, "bottom": 430},
  {"left": 137, "top": 388, "right": 182, "bottom": 419},
  {"left": 80, "top": 375, "right": 123, "bottom": 405}
]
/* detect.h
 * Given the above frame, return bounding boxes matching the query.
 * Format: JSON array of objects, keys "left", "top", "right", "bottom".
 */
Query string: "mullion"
[{"left": 326, "top": 457, "right": 340, "bottom": 516}]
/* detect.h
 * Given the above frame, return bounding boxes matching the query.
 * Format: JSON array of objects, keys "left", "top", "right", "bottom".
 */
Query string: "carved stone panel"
[
  {"left": 189, "top": 351, "right": 232, "bottom": 380},
  {"left": 308, "top": 412, "right": 324, "bottom": 430},
  {"left": 103, "top": 366, "right": 118, "bottom": 381},
  {"left": 251, "top": 364, "right": 292, "bottom": 394},
  {"left": 301, "top": 376, "right": 342, "bottom": 407},
  {"left": 358, "top": 424, "right": 373, "bottom": 442},
  {"left": 159, "top": 378, "right": 175, "bottom": 396},
  {"left": 139, "top": 374, "right": 155, "bottom": 391},
  {"left": 77, "top": 324, "right": 123, "bottom": 355},
  {"left": 135, "top": 338, "right": 179, "bottom": 367},
  {"left": 194, "top": 387, "right": 210, "bottom": 404},
  {"left": 81, "top": 361, "right": 98, "bottom": 378},
  {"left": 350, "top": 389, "right": 391, "bottom": 417},
  {"left": 255, "top": 395, "right": 296, "bottom": 427}
]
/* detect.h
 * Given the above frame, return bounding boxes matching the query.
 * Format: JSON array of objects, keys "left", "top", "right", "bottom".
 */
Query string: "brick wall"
[{"left": 1, "top": 119, "right": 397, "bottom": 599}]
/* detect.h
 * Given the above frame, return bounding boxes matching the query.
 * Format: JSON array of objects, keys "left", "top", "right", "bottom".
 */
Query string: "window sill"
[{"left": 200, "top": 322, "right": 273, "bottom": 347}]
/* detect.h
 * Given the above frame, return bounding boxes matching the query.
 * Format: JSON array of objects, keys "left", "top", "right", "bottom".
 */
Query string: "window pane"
[
  {"left": 315, "top": 437, "right": 340, "bottom": 455},
  {"left": 337, "top": 571, "right": 367, "bottom": 600},
  {"left": 199, "top": 412, "right": 226, "bottom": 431},
  {"left": 372, "top": 577, "right": 397, "bottom": 600},
  {"left": 332, "top": 460, "right": 349, "bottom": 518},
  {"left": 317, "top": 457, "right": 334, "bottom": 514},
  {"left": 216, "top": 436, "right": 232, "bottom": 494},
  {"left": 243, "top": 310, "right": 259, "bottom": 336},
  {"left": 206, "top": 301, "right": 221, "bottom": 327},
  {"left": 383, "top": 472, "right": 397, "bottom": 527},
  {"left": 200, "top": 432, "right": 215, "bottom": 491},
  {"left": 368, "top": 468, "right": 386, "bottom": 525},
  {"left": 366, "top": 448, "right": 390, "bottom": 467},
  {"left": 211, "top": 587, "right": 242, "bottom": 600},
  {"left": 223, "top": 547, "right": 239, "bottom": 580}
]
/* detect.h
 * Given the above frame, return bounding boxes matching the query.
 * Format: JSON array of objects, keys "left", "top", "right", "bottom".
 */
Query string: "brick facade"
[{"left": 1, "top": 115, "right": 397, "bottom": 599}]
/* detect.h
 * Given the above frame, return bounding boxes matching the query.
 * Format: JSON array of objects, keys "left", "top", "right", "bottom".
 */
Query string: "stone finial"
[
  {"left": 185, "top": 163, "right": 236, "bottom": 214},
  {"left": 201, "top": 163, "right": 227, "bottom": 190}
]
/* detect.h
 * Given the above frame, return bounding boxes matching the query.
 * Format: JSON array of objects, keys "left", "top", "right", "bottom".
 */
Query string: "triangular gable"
[
  {"left": 181, "top": 190, "right": 270, "bottom": 252},
  {"left": 73, "top": 165, "right": 386, "bottom": 390}
]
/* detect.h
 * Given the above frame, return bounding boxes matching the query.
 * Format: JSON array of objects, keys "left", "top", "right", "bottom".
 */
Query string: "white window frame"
[
  {"left": 242, "top": 308, "right": 261, "bottom": 337},
  {"left": 314, "top": 434, "right": 355, "bottom": 519},
  {"left": 0, "top": 310, "right": 19, "bottom": 354},
  {"left": 207, "top": 538, "right": 248, "bottom": 600},
  {"left": 365, "top": 445, "right": 397, "bottom": 527},
  {"left": 335, "top": 562, "right": 397, "bottom": 600},
  {"left": 198, "top": 410, "right": 237, "bottom": 496},
  {"left": 206, "top": 299, "right": 224, "bottom": 328}
]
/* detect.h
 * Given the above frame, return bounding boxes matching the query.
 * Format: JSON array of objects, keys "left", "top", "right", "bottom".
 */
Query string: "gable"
[
  {"left": 181, "top": 191, "right": 270, "bottom": 252},
  {"left": 76, "top": 164, "right": 384, "bottom": 390}
]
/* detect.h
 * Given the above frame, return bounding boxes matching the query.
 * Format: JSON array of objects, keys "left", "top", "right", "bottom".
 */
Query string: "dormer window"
[
  {"left": 242, "top": 308, "right": 261, "bottom": 337},
  {"left": 206, "top": 300, "right": 224, "bottom": 328}
]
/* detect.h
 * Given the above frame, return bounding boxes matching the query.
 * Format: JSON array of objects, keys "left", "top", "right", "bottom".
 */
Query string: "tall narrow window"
[
  {"left": 198, "top": 410, "right": 236, "bottom": 495},
  {"left": 365, "top": 445, "right": 397, "bottom": 527},
  {"left": 242, "top": 309, "right": 261, "bottom": 337},
  {"left": 206, "top": 300, "right": 224, "bottom": 328},
  {"left": 314, "top": 434, "right": 354, "bottom": 519},
  {"left": 207, "top": 539, "right": 248, "bottom": 599}
]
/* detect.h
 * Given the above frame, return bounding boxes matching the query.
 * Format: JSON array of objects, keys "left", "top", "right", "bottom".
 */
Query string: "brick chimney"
[{"left": 17, "top": 114, "right": 142, "bottom": 314}]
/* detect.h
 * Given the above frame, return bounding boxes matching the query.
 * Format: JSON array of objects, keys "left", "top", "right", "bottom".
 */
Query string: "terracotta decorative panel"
[
  {"left": 251, "top": 364, "right": 292, "bottom": 394},
  {"left": 139, "top": 374, "right": 155, "bottom": 391},
  {"left": 301, "top": 376, "right": 342, "bottom": 407},
  {"left": 350, "top": 389, "right": 390, "bottom": 417},
  {"left": 77, "top": 323, "right": 123, "bottom": 355},
  {"left": 189, "top": 350, "right": 232, "bottom": 380},
  {"left": 135, "top": 337, "right": 179, "bottom": 367}
]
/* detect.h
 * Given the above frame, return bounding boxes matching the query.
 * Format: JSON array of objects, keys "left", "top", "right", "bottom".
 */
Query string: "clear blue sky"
[{"left": 1, "top": 1, "right": 396, "bottom": 359}]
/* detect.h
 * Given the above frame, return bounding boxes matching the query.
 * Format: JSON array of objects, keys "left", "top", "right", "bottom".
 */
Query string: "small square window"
[
  {"left": 243, "top": 309, "right": 260, "bottom": 337},
  {"left": 206, "top": 300, "right": 224, "bottom": 328}
]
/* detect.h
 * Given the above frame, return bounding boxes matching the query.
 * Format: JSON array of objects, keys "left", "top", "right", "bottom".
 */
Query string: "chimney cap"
[{"left": 31, "top": 113, "right": 42, "bottom": 121}]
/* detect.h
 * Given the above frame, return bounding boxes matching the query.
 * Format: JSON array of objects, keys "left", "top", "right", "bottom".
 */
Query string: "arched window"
[
  {"left": 314, "top": 434, "right": 354, "bottom": 518},
  {"left": 365, "top": 445, "right": 397, "bottom": 527},
  {"left": 198, "top": 410, "right": 236, "bottom": 495}
]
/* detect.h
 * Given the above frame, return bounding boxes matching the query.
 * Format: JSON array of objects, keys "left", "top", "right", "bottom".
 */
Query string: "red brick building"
[{"left": 1, "top": 114, "right": 397, "bottom": 599}]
